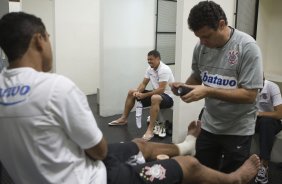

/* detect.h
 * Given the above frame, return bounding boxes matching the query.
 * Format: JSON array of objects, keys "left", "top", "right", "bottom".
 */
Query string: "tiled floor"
[{"left": 88, "top": 95, "right": 172, "bottom": 144}]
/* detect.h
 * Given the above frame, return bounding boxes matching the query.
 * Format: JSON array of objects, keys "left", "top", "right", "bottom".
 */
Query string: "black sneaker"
[
  {"left": 165, "top": 120, "right": 172, "bottom": 136},
  {"left": 255, "top": 166, "right": 269, "bottom": 184},
  {"left": 158, "top": 124, "right": 166, "bottom": 138}
]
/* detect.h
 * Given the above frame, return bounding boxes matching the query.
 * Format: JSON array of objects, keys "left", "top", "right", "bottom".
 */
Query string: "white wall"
[
  {"left": 54, "top": 0, "right": 100, "bottom": 95},
  {"left": 21, "top": 0, "right": 55, "bottom": 64},
  {"left": 257, "top": 0, "right": 282, "bottom": 82},
  {"left": 0, "top": 0, "right": 8, "bottom": 17},
  {"left": 22, "top": 0, "right": 99, "bottom": 95},
  {"left": 173, "top": 0, "right": 236, "bottom": 143},
  {"left": 99, "top": 0, "right": 156, "bottom": 116}
]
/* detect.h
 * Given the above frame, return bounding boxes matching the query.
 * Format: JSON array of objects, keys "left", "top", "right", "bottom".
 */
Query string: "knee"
[
  {"left": 151, "top": 94, "right": 162, "bottom": 105},
  {"left": 128, "top": 89, "right": 136, "bottom": 96},
  {"left": 185, "top": 156, "right": 201, "bottom": 170},
  {"left": 174, "top": 156, "right": 201, "bottom": 173},
  {"left": 132, "top": 139, "right": 149, "bottom": 154}
]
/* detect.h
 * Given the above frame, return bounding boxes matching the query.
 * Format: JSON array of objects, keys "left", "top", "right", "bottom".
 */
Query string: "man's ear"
[
  {"left": 218, "top": 20, "right": 226, "bottom": 30},
  {"left": 33, "top": 33, "right": 44, "bottom": 51}
]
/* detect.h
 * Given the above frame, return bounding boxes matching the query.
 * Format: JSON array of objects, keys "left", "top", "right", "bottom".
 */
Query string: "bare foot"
[
  {"left": 231, "top": 154, "right": 260, "bottom": 184},
  {"left": 108, "top": 117, "right": 127, "bottom": 126},
  {"left": 142, "top": 130, "right": 154, "bottom": 141},
  {"left": 187, "top": 120, "right": 201, "bottom": 137}
]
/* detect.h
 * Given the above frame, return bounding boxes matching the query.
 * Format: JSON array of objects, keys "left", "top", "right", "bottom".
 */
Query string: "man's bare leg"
[
  {"left": 109, "top": 89, "right": 137, "bottom": 125},
  {"left": 135, "top": 120, "right": 201, "bottom": 159},
  {"left": 173, "top": 154, "right": 260, "bottom": 184},
  {"left": 142, "top": 95, "right": 162, "bottom": 140},
  {"left": 134, "top": 121, "right": 260, "bottom": 184}
]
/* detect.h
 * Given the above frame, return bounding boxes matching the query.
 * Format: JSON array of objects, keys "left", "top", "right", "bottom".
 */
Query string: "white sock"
[{"left": 176, "top": 135, "right": 196, "bottom": 156}]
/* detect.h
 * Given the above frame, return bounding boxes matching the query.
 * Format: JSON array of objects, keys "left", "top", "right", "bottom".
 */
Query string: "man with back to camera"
[
  {"left": 170, "top": 1, "right": 263, "bottom": 173},
  {"left": 108, "top": 50, "right": 175, "bottom": 141},
  {"left": 0, "top": 11, "right": 260, "bottom": 184}
]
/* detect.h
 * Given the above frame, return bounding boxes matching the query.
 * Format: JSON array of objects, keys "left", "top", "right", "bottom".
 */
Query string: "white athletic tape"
[
  {"left": 176, "top": 135, "right": 196, "bottom": 156},
  {"left": 157, "top": 154, "right": 170, "bottom": 160}
]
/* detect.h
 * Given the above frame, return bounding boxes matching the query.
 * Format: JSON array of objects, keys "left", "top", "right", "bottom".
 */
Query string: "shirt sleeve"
[
  {"left": 144, "top": 67, "right": 150, "bottom": 79},
  {"left": 269, "top": 81, "right": 282, "bottom": 107},
  {"left": 237, "top": 42, "right": 263, "bottom": 89},
  {"left": 191, "top": 43, "right": 203, "bottom": 82},
  {"left": 50, "top": 76, "right": 103, "bottom": 150},
  {"left": 158, "top": 66, "right": 170, "bottom": 82}
]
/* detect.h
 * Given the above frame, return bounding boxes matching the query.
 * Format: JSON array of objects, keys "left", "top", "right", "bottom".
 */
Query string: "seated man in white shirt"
[
  {"left": 108, "top": 50, "right": 174, "bottom": 141},
  {"left": 255, "top": 78, "right": 282, "bottom": 184}
]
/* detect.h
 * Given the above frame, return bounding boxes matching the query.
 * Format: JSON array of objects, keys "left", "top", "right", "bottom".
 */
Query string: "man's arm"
[
  {"left": 85, "top": 136, "right": 108, "bottom": 160},
  {"left": 205, "top": 87, "right": 258, "bottom": 103},
  {"left": 180, "top": 71, "right": 258, "bottom": 103},
  {"left": 258, "top": 104, "right": 282, "bottom": 120},
  {"left": 185, "top": 72, "right": 202, "bottom": 85},
  {"left": 140, "top": 81, "right": 167, "bottom": 98},
  {"left": 136, "top": 78, "right": 150, "bottom": 93},
  {"left": 181, "top": 85, "right": 258, "bottom": 104}
]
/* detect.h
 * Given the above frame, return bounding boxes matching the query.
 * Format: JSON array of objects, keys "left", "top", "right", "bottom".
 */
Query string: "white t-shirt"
[
  {"left": 0, "top": 67, "right": 106, "bottom": 184},
  {"left": 257, "top": 80, "right": 282, "bottom": 112},
  {"left": 144, "top": 61, "right": 174, "bottom": 97}
]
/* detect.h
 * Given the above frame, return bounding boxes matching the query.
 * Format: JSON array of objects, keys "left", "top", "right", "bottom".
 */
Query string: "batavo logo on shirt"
[
  {"left": 0, "top": 85, "right": 31, "bottom": 106},
  {"left": 201, "top": 71, "right": 237, "bottom": 89}
]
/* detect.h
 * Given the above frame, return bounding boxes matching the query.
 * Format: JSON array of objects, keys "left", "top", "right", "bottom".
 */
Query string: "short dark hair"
[
  {"left": 147, "top": 50, "right": 161, "bottom": 59},
  {"left": 0, "top": 12, "right": 46, "bottom": 62},
  {"left": 187, "top": 1, "right": 227, "bottom": 32}
]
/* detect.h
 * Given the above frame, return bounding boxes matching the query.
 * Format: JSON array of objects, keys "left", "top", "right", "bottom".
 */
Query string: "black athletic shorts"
[
  {"left": 139, "top": 90, "right": 173, "bottom": 109},
  {"left": 103, "top": 142, "right": 183, "bottom": 184}
]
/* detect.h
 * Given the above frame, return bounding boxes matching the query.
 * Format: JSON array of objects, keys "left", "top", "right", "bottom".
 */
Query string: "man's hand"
[
  {"left": 180, "top": 85, "right": 208, "bottom": 103},
  {"left": 169, "top": 82, "right": 186, "bottom": 96},
  {"left": 133, "top": 91, "right": 146, "bottom": 100}
]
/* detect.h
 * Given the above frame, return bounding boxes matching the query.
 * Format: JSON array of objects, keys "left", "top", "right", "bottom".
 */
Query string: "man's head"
[
  {"left": 147, "top": 50, "right": 161, "bottom": 69},
  {"left": 0, "top": 12, "right": 52, "bottom": 72},
  {"left": 187, "top": 1, "right": 229, "bottom": 48}
]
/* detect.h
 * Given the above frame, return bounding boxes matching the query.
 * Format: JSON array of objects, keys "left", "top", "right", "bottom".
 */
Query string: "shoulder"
[
  {"left": 231, "top": 29, "right": 261, "bottom": 56},
  {"left": 46, "top": 73, "right": 75, "bottom": 86},
  {"left": 233, "top": 29, "right": 256, "bottom": 44},
  {"left": 265, "top": 80, "right": 280, "bottom": 91},
  {"left": 159, "top": 61, "right": 172, "bottom": 71},
  {"left": 39, "top": 73, "right": 78, "bottom": 95}
]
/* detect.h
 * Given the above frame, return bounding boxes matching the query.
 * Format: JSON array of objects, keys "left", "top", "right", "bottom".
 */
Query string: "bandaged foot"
[{"left": 176, "top": 135, "right": 196, "bottom": 156}]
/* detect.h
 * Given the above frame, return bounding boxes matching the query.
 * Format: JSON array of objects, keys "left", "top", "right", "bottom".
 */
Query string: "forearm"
[
  {"left": 137, "top": 84, "right": 146, "bottom": 92},
  {"left": 258, "top": 111, "right": 282, "bottom": 120},
  {"left": 85, "top": 137, "right": 108, "bottom": 160},
  {"left": 185, "top": 73, "right": 202, "bottom": 85},
  {"left": 143, "top": 88, "right": 165, "bottom": 98},
  {"left": 206, "top": 87, "right": 258, "bottom": 104}
]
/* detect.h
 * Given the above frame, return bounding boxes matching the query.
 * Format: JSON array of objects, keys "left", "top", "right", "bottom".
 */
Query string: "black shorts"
[
  {"left": 139, "top": 90, "right": 173, "bottom": 109},
  {"left": 103, "top": 142, "right": 183, "bottom": 184}
]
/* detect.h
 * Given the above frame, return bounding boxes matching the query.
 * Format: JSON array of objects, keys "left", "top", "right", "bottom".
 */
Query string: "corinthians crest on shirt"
[{"left": 227, "top": 49, "right": 239, "bottom": 65}]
